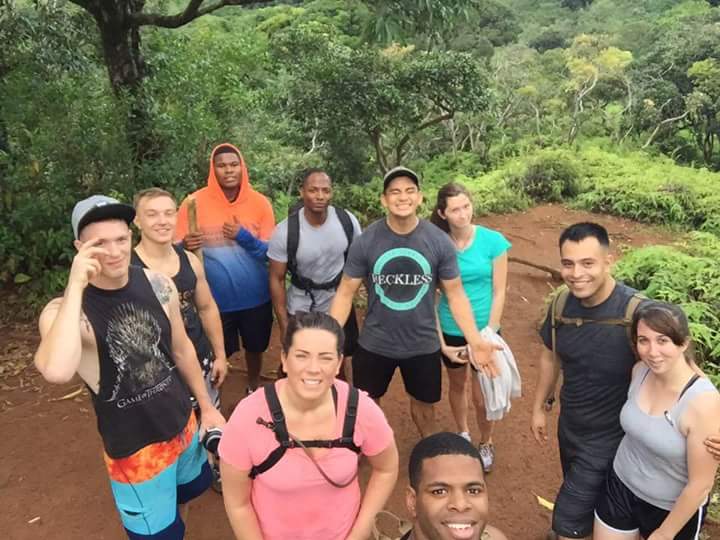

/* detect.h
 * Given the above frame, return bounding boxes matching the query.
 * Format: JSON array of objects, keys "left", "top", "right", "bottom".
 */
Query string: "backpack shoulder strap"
[
  {"left": 623, "top": 292, "right": 645, "bottom": 348},
  {"left": 550, "top": 286, "right": 570, "bottom": 362},
  {"left": 287, "top": 210, "right": 301, "bottom": 278},
  {"left": 340, "top": 386, "right": 361, "bottom": 453},
  {"left": 248, "top": 384, "right": 291, "bottom": 479},
  {"left": 333, "top": 207, "right": 355, "bottom": 260}
]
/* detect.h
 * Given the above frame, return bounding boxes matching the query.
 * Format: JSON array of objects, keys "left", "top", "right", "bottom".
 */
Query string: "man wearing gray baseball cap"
[
  {"left": 330, "top": 167, "right": 499, "bottom": 438},
  {"left": 35, "top": 194, "right": 225, "bottom": 539}
]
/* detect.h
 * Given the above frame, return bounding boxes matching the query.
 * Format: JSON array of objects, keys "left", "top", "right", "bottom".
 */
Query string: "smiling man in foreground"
[{"left": 402, "top": 432, "right": 507, "bottom": 540}]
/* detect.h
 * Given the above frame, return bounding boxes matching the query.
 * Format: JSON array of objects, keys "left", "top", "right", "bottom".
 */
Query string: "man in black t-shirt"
[{"left": 531, "top": 222, "right": 720, "bottom": 540}]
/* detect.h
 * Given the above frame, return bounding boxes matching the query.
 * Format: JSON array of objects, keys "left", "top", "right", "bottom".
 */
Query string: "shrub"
[{"left": 508, "top": 150, "right": 582, "bottom": 202}]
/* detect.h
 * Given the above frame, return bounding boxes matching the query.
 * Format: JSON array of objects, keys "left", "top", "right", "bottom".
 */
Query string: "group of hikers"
[{"left": 33, "top": 142, "right": 720, "bottom": 540}]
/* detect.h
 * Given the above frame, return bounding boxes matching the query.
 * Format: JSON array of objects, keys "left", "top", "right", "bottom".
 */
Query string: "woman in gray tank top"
[{"left": 594, "top": 302, "right": 720, "bottom": 540}]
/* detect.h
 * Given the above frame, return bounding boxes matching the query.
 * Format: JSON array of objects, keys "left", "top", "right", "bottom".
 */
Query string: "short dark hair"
[
  {"left": 559, "top": 222, "right": 610, "bottom": 249},
  {"left": 214, "top": 145, "right": 240, "bottom": 159},
  {"left": 632, "top": 301, "right": 694, "bottom": 363},
  {"left": 408, "top": 432, "right": 483, "bottom": 489},
  {"left": 281, "top": 311, "right": 345, "bottom": 357},
  {"left": 300, "top": 168, "right": 331, "bottom": 188}
]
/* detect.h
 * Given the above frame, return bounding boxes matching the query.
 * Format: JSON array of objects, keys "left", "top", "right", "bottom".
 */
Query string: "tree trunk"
[{"left": 90, "top": 1, "right": 157, "bottom": 172}]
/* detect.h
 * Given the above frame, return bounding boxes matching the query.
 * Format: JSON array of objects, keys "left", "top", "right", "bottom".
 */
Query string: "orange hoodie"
[{"left": 176, "top": 143, "right": 275, "bottom": 311}]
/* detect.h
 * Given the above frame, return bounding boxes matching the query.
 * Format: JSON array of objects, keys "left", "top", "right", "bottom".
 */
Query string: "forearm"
[
  {"left": 35, "top": 286, "right": 84, "bottom": 383},
  {"left": 198, "top": 304, "right": 225, "bottom": 360},
  {"left": 269, "top": 277, "right": 289, "bottom": 331},
  {"left": 174, "top": 341, "right": 214, "bottom": 409},
  {"left": 329, "top": 287, "right": 354, "bottom": 327},
  {"left": 657, "top": 481, "right": 714, "bottom": 538},
  {"left": 447, "top": 292, "right": 482, "bottom": 343},
  {"left": 226, "top": 503, "right": 263, "bottom": 540},
  {"left": 236, "top": 231, "right": 269, "bottom": 261},
  {"left": 347, "top": 468, "right": 398, "bottom": 540},
  {"left": 533, "top": 352, "right": 560, "bottom": 411},
  {"left": 487, "top": 289, "right": 506, "bottom": 330}
]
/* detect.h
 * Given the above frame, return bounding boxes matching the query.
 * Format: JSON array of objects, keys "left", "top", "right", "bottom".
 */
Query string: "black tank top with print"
[
  {"left": 131, "top": 245, "right": 214, "bottom": 376},
  {"left": 82, "top": 266, "right": 191, "bottom": 458}
]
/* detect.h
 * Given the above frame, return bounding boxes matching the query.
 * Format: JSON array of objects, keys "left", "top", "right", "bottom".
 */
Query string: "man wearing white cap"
[{"left": 34, "top": 195, "right": 225, "bottom": 540}]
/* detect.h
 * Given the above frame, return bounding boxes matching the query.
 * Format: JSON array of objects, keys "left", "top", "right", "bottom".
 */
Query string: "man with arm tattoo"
[{"left": 35, "top": 195, "right": 225, "bottom": 540}]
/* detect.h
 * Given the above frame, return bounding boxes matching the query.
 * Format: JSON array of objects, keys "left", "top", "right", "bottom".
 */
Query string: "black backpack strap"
[
  {"left": 285, "top": 207, "right": 355, "bottom": 310},
  {"left": 340, "top": 386, "right": 361, "bottom": 453},
  {"left": 333, "top": 206, "right": 355, "bottom": 261},
  {"left": 249, "top": 384, "right": 292, "bottom": 479},
  {"left": 286, "top": 210, "right": 301, "bottom": 281}
]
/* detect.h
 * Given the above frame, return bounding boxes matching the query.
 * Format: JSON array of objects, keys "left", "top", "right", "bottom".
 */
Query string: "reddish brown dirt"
[{"left": 1, "top": 204, "right": 717, "bottom": 540}]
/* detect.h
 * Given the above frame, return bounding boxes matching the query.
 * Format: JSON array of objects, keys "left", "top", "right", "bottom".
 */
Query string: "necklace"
[{"left": 450, "top": 226, "right": 475, "bottom": 251}]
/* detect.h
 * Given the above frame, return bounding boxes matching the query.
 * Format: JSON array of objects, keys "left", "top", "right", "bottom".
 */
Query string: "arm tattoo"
[{"left": 149, "top": 273, "right": 173, "bottom": 305}]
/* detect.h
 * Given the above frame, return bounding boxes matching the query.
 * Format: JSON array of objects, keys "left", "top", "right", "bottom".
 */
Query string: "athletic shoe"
[
  {"left": 478, "top": 443, "right": 494, "bottom": 473},
  {"left": 458, "top": 431, "right": 472, "bottom": 442}
]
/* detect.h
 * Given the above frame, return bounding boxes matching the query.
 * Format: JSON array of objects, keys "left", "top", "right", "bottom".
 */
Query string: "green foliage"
[
  {"left": 508, "top": 150, "right": 582, "bottom": 202},
  {"left": 572, "top": 147, "right": 720, "bottom": 233},
  {"left": 614, "top": 239, "right": 720, "bottom": 376}
]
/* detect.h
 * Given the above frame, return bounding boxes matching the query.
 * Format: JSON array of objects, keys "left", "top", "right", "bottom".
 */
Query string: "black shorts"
[
  {"left": 595, "top": 467, "right": 707, "bottom": 540},
  {"left": 439, "top": 332, "right": 501, "bottom": 371},
  {"left": 342, "top": 307, "right": 360, "bottom": 357},
  {"left": 352, "top": 345, "right": 441, "bottom": 403},
  {"left": 220, "top": 302, "right": 273, "bottom": 356},
  {"left": 553, "top": 427, "right": 616, "bottom": 538}
]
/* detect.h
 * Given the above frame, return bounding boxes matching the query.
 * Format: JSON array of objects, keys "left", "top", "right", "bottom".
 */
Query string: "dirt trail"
[{"left": 1, "top": 204, "right": 716, "bottom": 539}]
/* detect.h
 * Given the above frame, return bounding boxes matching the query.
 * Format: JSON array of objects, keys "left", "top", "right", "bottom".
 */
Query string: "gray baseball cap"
[
  {"left": 71, "top": 195, "right": 135, "bottom": 239},
  {"left": 383, "top": 166, "right": 420, "bottom": 191}
]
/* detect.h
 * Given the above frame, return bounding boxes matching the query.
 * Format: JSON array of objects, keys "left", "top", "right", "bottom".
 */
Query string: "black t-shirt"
[{"left": 539, "top": 283, "right": 643, "bottom": 444}]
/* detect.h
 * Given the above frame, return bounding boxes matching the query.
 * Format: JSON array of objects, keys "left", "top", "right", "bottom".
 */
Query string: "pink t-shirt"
[{"left": 219, "top": 379, "right": 394, "bottom": 540}]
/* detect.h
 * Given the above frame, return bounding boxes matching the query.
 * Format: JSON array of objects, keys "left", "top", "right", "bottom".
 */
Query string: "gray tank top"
[{"left": 613, "top": 364, "right": 718, "bottom": 510}]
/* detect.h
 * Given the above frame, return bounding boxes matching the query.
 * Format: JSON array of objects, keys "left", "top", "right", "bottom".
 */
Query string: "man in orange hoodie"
[{"left": 176, "top": 144, "right": 275, "bottom": 393}]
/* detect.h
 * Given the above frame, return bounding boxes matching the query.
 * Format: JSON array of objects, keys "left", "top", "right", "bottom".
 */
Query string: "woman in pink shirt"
[{"left": 220, "top": 311, "right": 399, "bottom": 540}]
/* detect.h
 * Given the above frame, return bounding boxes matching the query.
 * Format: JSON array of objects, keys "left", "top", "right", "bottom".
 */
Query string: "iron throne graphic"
[{"left": 104, "top": 303, "right": 175, "bottom": 402}]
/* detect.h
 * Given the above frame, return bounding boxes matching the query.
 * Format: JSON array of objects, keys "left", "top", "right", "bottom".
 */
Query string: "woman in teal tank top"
[{"left": 430, "top": 183, "right": 511, "bottom": 472}]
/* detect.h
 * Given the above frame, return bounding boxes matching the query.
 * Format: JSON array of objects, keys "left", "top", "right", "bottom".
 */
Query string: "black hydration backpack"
[
  {"left": 286, "top": 205, "right": 355, "bottom": 309},
  {"left": 249, "top": 383, "right": 361, "bottom": 487}
]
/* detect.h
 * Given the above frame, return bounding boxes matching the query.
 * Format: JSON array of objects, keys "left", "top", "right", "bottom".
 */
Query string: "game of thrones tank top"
[{"left": 82, "top": 266, "right": 191, "bottom": 458}]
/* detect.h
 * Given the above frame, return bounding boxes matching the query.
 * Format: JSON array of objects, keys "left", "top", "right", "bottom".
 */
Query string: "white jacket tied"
[{"left": 473, "top": 327, "right": 522, "bottom": 421}]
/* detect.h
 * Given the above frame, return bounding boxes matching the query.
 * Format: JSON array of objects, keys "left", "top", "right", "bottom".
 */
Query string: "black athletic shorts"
[
  {"left": 352, "top": 345, "right": 441, "bottom": 404},
  {"left": 553, "top": 426, "right": 617, "bottom": 538},
  {"left": 342, "top": 307, "right": 359, "bottom": 357},
  {"left": 440, "top": 331, "right": 501, "bottom": 371},
  {"left": 220, "top": 302, "right": 273, "bottom": 355},
  {"left": 595, "top": 467, "right": 707, "bottom": 540}
]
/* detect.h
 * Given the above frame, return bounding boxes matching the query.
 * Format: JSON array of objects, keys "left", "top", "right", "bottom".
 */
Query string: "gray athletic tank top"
[{"left": 613, "top": 364, "right": 718, "bottom": 510}]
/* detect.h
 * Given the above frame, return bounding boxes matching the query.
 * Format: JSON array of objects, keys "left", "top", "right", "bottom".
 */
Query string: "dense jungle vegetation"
[{"left": 4, "top": 0, "right": 720, "bottom": 380}]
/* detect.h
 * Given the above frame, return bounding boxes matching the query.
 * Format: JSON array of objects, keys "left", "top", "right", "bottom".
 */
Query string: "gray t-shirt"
[
  {"left": 268, "top": 207, "right": 362, "bottom": 314},
  {"left": 344, "top": 218, "right": 459, "bottom": 357}
]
